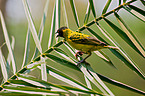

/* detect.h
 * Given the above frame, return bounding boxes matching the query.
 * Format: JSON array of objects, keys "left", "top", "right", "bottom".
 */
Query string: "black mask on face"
[{"left": 56, "top": 27, "right": 68, "bottom": 38}]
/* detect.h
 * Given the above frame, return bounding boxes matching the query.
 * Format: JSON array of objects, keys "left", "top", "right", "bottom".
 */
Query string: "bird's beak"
[
  {"left": 55, "top": 31, "right": 58, "bottom": 34},
  {"left": 55, "top": 31, "right": 59, "bottom": 38}
]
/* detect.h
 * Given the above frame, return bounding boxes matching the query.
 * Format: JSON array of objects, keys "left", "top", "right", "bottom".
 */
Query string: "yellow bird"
[{"left": 56, "top": 27, "right": 117, "bottom": 64}]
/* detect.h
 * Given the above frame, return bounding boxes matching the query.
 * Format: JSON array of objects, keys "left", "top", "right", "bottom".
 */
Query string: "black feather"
[{"left": 56, "top": 27, "right": 68, "bottom": 37}]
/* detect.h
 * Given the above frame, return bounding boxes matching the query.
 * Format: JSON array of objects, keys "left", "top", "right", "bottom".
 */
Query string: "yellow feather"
[
  {"left": 56, "top": 27, "right": 118, "bottom": 63},
  {"left": 63, "top": 29, "right": 109, "bottom": 53}
]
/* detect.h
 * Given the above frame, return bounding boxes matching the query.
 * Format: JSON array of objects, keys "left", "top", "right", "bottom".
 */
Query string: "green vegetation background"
[{"left": 1, "top": 0, "right": 145, "bottom": 95}]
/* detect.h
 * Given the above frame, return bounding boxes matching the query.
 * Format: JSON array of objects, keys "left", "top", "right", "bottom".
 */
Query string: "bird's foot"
[
  {"left": 75, "top": 51, "right": 84, "bottom": 60},
  {"left": 77, "top": 59, "right": 85, "bottom": 64},
  {"left": 77, "top": 60, "right": 90, "bottom": 67},
  {"left": 77, "top": 59, "right": 85, "bottom": 67}
]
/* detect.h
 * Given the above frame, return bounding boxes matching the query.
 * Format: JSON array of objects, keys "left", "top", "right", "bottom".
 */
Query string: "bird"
[{"left": 56, "top": 27, "right": 118, "bottom": 64}]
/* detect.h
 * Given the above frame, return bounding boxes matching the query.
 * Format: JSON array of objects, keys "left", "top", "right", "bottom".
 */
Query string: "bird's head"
[{"left": 56, "top": 27, "right": 68, "bottom": 38}]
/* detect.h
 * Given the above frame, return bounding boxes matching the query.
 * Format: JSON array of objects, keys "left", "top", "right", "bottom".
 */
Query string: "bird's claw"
[
  {"left": 77, "top": 59, "right": 85, "bottom": 64},
  {"left": 75, "top": 51, "right": 84, "bottom": 60},
  {"left": 77, "top": 59, "right": 85, "bottom": 67},
  {"left": 77, "top": 60, "right": 90, "bottom": 67}
]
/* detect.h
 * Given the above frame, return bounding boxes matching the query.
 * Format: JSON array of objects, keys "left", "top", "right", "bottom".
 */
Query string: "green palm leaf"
[
  {"left": 22, "top": 0, "right": 42, "bottom": 53},
  {"left": 0, "top": 10, "right": 16, "bottom": 74},
  {"left": 0, "top": 0, "right": 145, "bottom": 95},
  {"left": 114, "top": 12, "right": 145, "bottom": 57},
  {"left": 69, "top": 0, "right": 80, "bottom": 27},
  {"left": 89, "top": 0, "right": 96, "bottom": 18},
  {"left": 102, "top": 0, "right": 112, "bottom": 15}
]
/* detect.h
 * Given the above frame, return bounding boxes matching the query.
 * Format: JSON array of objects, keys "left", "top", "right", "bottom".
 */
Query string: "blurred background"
[{"left": 0, "top": 0, "right": 145, "bottom": 96}]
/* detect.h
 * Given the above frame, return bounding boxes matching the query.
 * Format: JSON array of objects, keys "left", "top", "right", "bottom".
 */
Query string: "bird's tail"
[{"left": 104, "top": 46, "right": 118, "bottom": 50}]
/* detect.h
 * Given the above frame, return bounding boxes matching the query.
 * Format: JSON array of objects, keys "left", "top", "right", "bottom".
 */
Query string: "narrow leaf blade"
[
  {"left": 48, "top": 3, "right": 56, "bottom": 48},
  {"left": 119, "top": 0, "right": 121, "bottom": 5},
  {"left": 123, "top": 6, "right": 145, "bottom": 23},
  {"left": 17, "top": 73, "right": 99, "bottom": 95},
  {"left": 94, "top": 51, "right": 116, "bottom": 68},
  {"left": 102, "top": 0, "right": 112, "bottom": 15},
  {"left": 0, "top": 10, "right": 16, "bottom": 74},
  {"left": 103, "top": 18, "right": 144, "bottom": 58},
  {"left": 140, "top": 0, "right": 145, "bottom": 6},
  {"left": 7, "top": 36, "right": 15, "bottom": 65},
  {"left": 3, "top": 85, "right": 65, "bottom": 95},
  {"left": 62, "top": 0, "right": 69, "bottom": 27},
  {"left": 69, "top": 0, "right": 80, "bottom": 27},
  {"left": 0, "top": 49, "right": 8, "bottom": 81},
  {"left": 110, "top": 49, "right": 145, "bottom": 79},
  {"left": 32, "top": 0, "right": 50, "bottom": 59},
  {"left": 45, "top": 53, "right": 79, "bottom": 71},
  {"left": 22, "top": 0, "right": 42, "bottom": 53},
  {"left": 87, "top": 65, "right": 114, "bottom": 96},
  {"left": 128, "top": 5, "right": 145, "bottom": 16},
  {"left": 114, "top": 12, "right": 145, "bottom": 57},
  {"left": 46, "top": 65, "right": 99, "bottom": 93},
  {"left": 96, "top": 72, "right": 145, "bottom": 95},
  {"left": 0, "top": 91, "right": 41, "bottom": 96},
  {"left": 78, "top": 63, "right": 108, "bottom": 95},
  {"left": 40, "top": 57, "right": 47, "bottom": 81},
  {"left": 123, "top": 0, "right": 127, "bottom": 3},
  {"left": 95, "top": 22, "right": 145, "bottom": 79},
  {"left": 56, "top": 0, "right": 61, "bottom": 42},
  {"left": 22, "top": 27, "right": 30, "bottom": 68},
  {"left": 84, "top": 3, "right": 91, "bottom": 25},
  {"left": 54, "top": 47, "right": 77, "bottom": 64},
  {"left": 89, "top": 0, "right": 96, "bottom": 18}
]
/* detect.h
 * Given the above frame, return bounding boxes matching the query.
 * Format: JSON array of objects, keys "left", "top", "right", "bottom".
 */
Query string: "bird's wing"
[{"left": 69, "top": 33, "right": 107, "bottom": 46}]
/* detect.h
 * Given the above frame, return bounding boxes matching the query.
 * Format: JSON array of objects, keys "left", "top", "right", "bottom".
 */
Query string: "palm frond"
[{"left": 0, "top": 0, "right": 145, "bottom": 95}]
